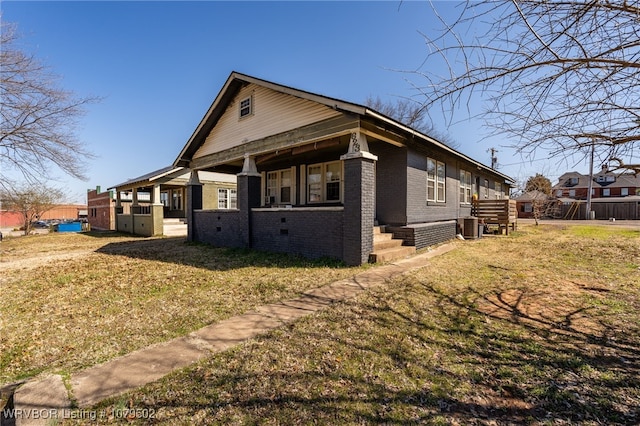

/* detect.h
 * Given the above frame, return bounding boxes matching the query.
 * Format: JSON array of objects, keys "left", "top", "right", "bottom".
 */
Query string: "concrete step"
[
  {"left": 369, "top": 245, "right": 417, "bottom": 263},
  {"left": 373, "top": 226, "right": 386, "bottom": 234},
  {"left": 163, "top": 221, "right": 187, "bottom": 237},
  {"left": 163, "top": 218, "right": 187, "bottom": 224},
  {"left": 374, "top": 232, "right": 394, "bottom": 244},
  {"left": 373, "top": 238, "right": 404, "bottom": 251}
]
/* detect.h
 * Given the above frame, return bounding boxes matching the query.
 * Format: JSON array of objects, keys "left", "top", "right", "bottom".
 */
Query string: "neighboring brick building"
[
  {"left": 552, "top": 169, "right": 640, "bottom": 219},
  {"left": 87, "top": 186, "right": 116, "bottom": 230},
  {"left": 1, "top": 204, "right": 86, "bottom": 229},
  {"left": 170, "top": 72, "right": 515, "bottom": 265}
]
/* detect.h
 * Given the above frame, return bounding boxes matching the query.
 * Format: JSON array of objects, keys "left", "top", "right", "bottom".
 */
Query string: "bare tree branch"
[
  {"left": 0, "top": 182, "right": 65, "bottom": 235},
  {"left": 0, "top": 22, "right": 100, "bottom": 186},
  {"left": 416, "top": 0, "right": 640, "bottom": 169},
  {"left": 364, "top": 95, "right": 460, "bottom": 149}
]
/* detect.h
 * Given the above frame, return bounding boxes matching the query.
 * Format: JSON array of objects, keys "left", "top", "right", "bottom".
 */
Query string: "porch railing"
[{"left": 131, "top": 205, "right": 151, "bottom": 215}]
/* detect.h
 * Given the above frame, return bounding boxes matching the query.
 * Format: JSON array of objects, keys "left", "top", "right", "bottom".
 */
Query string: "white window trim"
[
  {"left": 239, "top": 95, "right": 253, "bottom": 119},
  {"left": 306, "top": 161, "right": 343, "bottom": 204},
  {"left": 495, "top": 182, "right": 502, "bottom": 199},
  {"left": 218, "top": 188, "right": 237, "bottom": 209},
  {"left": 427, "top": 158, "right": 446, "bottom": 203},
  {"left": 437, "top": 162, "right": 446, "bottom": 202},
  {"left": 460, "top": 169, "right": 472, "bottom": 204},
  {"left": 264, "top": 167, "right": 296, "bottom": 206}
]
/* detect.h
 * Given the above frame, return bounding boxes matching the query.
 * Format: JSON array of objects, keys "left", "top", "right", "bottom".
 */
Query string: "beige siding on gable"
[{"left": 193, "top": 84, "right": 343, "bottom": 159}]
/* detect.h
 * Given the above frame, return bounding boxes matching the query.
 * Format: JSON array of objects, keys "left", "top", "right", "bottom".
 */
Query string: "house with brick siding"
[
  {"left": 552, "top": 170, "right": 640, "bottom": 220},
  {"left": 87, "top": 186, "right": 116, "bottom": 230},
  {"left": 173, "top": 72, "right": 514, "bottom": 265}
]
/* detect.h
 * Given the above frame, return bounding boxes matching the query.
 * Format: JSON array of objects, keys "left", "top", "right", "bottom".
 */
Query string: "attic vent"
[{"left": 239, "top": 96, "right": 253, "bottom": 118}]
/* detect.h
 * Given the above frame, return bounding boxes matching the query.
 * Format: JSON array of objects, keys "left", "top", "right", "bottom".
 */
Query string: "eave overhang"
[{"left": 172, "top": 71, "right": 515, "bottom": 186}]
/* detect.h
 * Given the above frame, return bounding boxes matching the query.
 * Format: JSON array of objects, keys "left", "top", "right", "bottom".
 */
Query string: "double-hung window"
[
  {"left": 307, "top": 161, "right": 342, "bottom": 203},
  {"left": 427, "top": 158, "right": 446, "bottom": 202},
  {"left": 239, "top": 96, "right": 252, "bottom": 118},
  {"left": 495, "top": 182, "right": 502, "bottom": 199},
  {"left": 218, "top": 188, "right": 237, "bottom": 209},
  {"left": 265, "top": 169, "right": 293, "bottom": 205},
  {"left": 460, "top": 170, "right": 472, "bottom": 204}
]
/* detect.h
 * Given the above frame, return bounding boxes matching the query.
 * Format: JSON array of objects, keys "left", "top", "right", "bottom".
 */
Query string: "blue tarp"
[{"left": 56, "top": 222, "right": 82, "bottom": 232}]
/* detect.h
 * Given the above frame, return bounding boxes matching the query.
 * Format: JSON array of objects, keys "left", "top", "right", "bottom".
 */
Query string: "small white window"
[
  {"left": 306, "top": 161, "right": 342, "bottom": 203},
  {"left": 437, "top": 163, "right": 446, "bottom": 202},
  {"left": 495, "top": 182, "right": 502, "bottom": 199},
  {"left": 483, "top": 179, "right": 489, "bottom": 199},
  {"left": 427, "top": 158, "right": 445, "bottom": 202},
  {"left": 621, "top": 188, "right": 629, "bottom": 196},
  {"left": 603, "top": 188, "right": 611, "bottom": 197},
  {"left": 459, "top": 170, "right": 472, "bottom": 204},
  {"left": 239, "top": 96, "right": 252, "bottom": 118},
  {"left": 265, "top": 169, "right": 293, "bottom": 205},
  {"left": 307, "top": 165, "right": 322, "bottom": 203},
  {"left": 427, "top": 159, "right": 436, "bottom": 202},
  {"left": 556, "top": 189, "right": 563, "bottom": 197},
  {"left": 218, "top": 188, "right": 237, "bottom": 209},
  {"left": 569, "top": 189, "right": 576, "bottom": 197}
]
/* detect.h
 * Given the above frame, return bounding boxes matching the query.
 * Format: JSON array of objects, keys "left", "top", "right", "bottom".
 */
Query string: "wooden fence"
[{"left": 472, "top": 199, "right": 518, "bottom": 235}]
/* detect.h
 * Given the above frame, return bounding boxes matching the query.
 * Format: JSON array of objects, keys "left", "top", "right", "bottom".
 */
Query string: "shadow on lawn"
[
  {"left": 122, "top": 284, "right": 638, "bottom": 425},
  {"left": 95, "top": 237, "right": 348, "bottom": 271},
  {"left": 387, "top": 283, "right": 640, "bottom": 425},
  {"left": 84, "top": 260, "right": 638, "bottom": 425}
]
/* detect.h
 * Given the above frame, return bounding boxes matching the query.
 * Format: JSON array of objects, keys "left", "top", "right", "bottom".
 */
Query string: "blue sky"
[{"left": 3, "top": 1, "right": 569, "bottom": 203}]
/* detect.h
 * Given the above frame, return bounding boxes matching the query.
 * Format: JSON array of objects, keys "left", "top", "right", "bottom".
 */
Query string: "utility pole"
[
  {"left": 586, "top": 141, "right": 594, "bottom": 220},
  {"left": 488, "top": 148, "right": 498, "bottom": 169}
]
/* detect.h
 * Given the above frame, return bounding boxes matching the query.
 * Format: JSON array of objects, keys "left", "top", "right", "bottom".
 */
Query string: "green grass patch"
[{"left": 67, "top": 224, "right": 640, "bottom": 425}]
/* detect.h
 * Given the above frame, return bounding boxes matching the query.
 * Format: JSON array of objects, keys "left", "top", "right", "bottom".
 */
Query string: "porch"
[{"left": 111, "top": 166, "right": 236, "bottom": 237}]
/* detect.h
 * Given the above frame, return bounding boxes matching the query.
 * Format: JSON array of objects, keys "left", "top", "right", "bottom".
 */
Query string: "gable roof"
[
  {"left": 110, "top": 165, "right": 182, "bottom": 189},
  {"left": 513, "top": 190, "right": 550, "bottom": 202},
  {"left": 173, "top": 71, "right": 514, "bottom": 184},
  {"left": 554, "top": 171, "right": 640, "bottom": 190}
]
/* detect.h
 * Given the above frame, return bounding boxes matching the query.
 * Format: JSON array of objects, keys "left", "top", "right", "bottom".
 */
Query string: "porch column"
[
  {"left": 237, "top": 154, "right": 262, "bottom": 248},
  {"left": 114, "top": 190, "right": 123, "bottom": 231},
  {"left": 341, "top": 131, "right": 378, "bottom": 265},
  {"left": 151, "top": 183, "right": 163, "bottom": 236},
  {"left": 186, "top": 170, "right": 202, "bottom": 242},
  {"left": 152, "top": 184, "right": 161, "bottom": 205}
]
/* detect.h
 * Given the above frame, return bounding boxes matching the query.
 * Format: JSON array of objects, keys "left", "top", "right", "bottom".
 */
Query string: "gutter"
[{"left": 364, "top": 109, "right": 515, "bottom": 185}]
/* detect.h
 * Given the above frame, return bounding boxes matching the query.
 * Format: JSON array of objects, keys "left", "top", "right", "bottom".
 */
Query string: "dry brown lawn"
[
  {"left": 72, "top": 224, "right": 639, "bottom": 425},
  {"left": 0, "top": 232, "right": 362, "bottom": 384}
]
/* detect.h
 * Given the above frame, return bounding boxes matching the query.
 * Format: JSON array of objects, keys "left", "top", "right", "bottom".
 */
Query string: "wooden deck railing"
[{"left": 472, "top": 199, "right": 518, "bottom": 235}]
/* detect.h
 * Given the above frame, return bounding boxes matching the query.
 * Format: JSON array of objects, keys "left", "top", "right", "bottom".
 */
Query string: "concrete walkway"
[{"left": 4, "top": 243, "right": 458, "bottom": 425}]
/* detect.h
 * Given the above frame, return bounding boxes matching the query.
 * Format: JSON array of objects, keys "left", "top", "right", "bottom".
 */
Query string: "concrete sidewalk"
[{"left": 4, "top": 243, "right": 457, "bottom": 425}]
